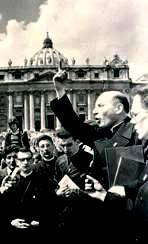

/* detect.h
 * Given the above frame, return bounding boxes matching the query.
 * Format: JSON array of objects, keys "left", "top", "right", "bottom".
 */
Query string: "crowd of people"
[{"left": 0, "top": 70, "right": 148, "bottom": 242}]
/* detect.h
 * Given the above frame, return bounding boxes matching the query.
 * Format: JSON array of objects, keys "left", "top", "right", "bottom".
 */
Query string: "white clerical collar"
[
  {"left": 110, "top": 121, "right": 123, "bottom": 133},
  {"left": 42, "top": 155, "right": 55, "bottom": 162},
  {"left": 20, "top": 170, "right": 33, "bottom": 178}
]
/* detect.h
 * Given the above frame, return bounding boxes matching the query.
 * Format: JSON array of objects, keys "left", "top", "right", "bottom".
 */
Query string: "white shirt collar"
[
  {"left": 110, "top": 121, "right": 123, "bottom": 133},
  {"left": 20, "top": 170, "right": 33, "bottom": 178}
]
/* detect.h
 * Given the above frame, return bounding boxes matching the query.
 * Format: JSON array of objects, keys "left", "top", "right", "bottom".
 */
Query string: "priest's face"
[
  {"left": 93, "top": 92, "right": 120, "bottom": 128},
  {"left": 59, "top": 136, "right": 80, "bottom": 157},
  {"left": 38, "top": 139, "right": 54, "bottom": 160},
  {"left": 17, "top": 151, "right": 33, "bottom": 174}
]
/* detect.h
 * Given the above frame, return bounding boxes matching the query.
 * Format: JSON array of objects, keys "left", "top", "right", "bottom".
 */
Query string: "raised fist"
[{"left": 53, "top": 70, "right": 68, "bottom": 83}]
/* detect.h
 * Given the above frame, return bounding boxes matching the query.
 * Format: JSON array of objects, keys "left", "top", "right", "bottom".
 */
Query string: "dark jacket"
[
  {"left": 4, "top": 130, "right": 30, "bottom": 151},
  {"left": 50, "top": 94, "right": 140, "bottom": 190},
  {"left": 133, "top": 162, "right": 148, "bottom": 243},
  {"left": 50, "top": 94, "right": 143, "bottom": 243},
  {"left": 1, "top": 166, "right": 58, "bottom": 242},
  {"left": 55, "top": 147, "right": 92, "bottom": 189},
  {"left": 54, "top": 148, "right": 94, "bottom": 241}
]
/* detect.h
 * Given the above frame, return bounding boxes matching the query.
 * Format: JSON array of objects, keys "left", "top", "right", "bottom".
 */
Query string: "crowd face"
[
  {"left": 38, "top": 139, "right": 54, "bottom": 160},
  {"left": 131, "top": 94, "right": 148, "bottom": 140},
  {"left": 17, "top": 151, "right": 33, "bottom": 174},
  {"left": 59, "top": 137, "right": 79, "bottom": 157},
  {"left": 10, "top": 123, "right": 18, "bottom": 132},
  {"left": 93, "top": 92, "right": 120, "bottom": 128},
  {"left": 5, "top": 152, "right": 17, "bottom": 171}
]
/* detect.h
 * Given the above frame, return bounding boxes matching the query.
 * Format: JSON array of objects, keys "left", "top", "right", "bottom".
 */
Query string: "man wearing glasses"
[
  {"left": 2, "top": 148, "right": 57, "bottom": 242},
  {"left": 130, "top": 85, "right": 148, "bottom": 243}
]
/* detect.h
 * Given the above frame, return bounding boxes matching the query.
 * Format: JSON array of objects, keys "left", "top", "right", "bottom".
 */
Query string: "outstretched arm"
[
  {"left": 51, "top": 71, "right": 99, "bottom": 146},
  {"left": 53, "top": 69, "right": 67, "bottom": 99}
]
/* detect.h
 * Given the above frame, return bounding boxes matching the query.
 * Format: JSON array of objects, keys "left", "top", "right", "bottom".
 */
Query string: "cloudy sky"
[{"left": 0, "top": 0, "right": 148, "bottom": 81}]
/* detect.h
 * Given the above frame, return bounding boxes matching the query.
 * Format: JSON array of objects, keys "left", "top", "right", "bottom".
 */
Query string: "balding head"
[{"left": 97, "top": 91, "right": 129, "bottom": 113}]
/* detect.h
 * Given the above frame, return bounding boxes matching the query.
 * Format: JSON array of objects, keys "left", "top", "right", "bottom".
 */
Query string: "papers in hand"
[
  {"left": 108, "top": 185, "right": 125, "bottom": 197},
  {"left": 56, "top": 175, "right": 79, "bottom": 195}
]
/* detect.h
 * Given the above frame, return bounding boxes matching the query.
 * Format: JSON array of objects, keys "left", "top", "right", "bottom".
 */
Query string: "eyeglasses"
[
  {"left": 17, "top": 157, "right": 32, "bottom": 162},
  {"left": 6, "top": 155, "right": 17, "bottom": 159}
]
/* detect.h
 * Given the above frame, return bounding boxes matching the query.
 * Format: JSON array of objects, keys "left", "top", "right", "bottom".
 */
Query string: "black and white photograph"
[{"left": 0, "top": 0, "right": 148, "bottom": 243}]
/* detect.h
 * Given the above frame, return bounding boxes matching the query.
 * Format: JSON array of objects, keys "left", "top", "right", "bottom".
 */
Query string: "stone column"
[
  {"left": 87, "top": 90, "right": 92, "bottom": 120},
  {"left": 72, "top": 92, "right": 77, "bottom": 112},
  {"left": 41, "top": 92, "right": 46, "bottom": 131},
  {"left": 29, "top": 92, "right": 35, "bottom": 131},
  {"left": 24, "top": 93, "right": 29, "bottom": 131},
  {"left": 8, "top": 92, "right": 13, "bottom": 119}
]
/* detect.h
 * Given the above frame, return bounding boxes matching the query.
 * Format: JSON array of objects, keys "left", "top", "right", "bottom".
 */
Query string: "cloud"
[{"left": 0, "top": 0, "right": 148, "bottom": 80}]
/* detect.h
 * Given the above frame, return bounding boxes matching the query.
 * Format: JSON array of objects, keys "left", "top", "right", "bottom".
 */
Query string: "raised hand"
[
  {"left": 0, "top": 167, "right": 20, "bottom": 194},
  {"left": 53, "top": 70, "right": 68, "bottom": 98},
  {"left": 53, "top": 69, "right": 68, "bottom": 83},
  {"left": 85, "top": 175, "right": 105, "bottom": 192},
  {"left": 11, "top": 218, "right": 30, "bottom": 229}
]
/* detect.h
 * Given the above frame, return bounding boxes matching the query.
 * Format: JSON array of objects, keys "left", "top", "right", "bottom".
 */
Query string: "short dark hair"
[
  {"left": 56, "top": 127, "right": 78, "bottom": 140},
  {"left": 8, "top": 116, "right": 19, "bottom": 127},
  {"left": 131, "top": 85, "right": 148, "bottom": 108},
  {"left": 114, "top": 94, "right": 129, "bottom": 113},
  {"left": 17, "top": 147, "right": 33, "bottom": 157},
  {"left": 35, "top": 134, "right": 53, "bottom": 147}
]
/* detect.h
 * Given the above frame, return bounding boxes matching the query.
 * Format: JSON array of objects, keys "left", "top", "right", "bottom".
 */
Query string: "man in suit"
[
  {"left": 34, "top": 134, "right": 58, "bottom": 181},
  {"left": 54, "top": 127, "right": 94, "bottom": 241},
  {"left": 50, "top": 70, "right": 141, "bottom": 243},
  {"left": 0, "top": 147, "right": 17, "bottom": 183},
  {"left": 0, "top": 146, "right": 19, "bottom": 239},
  {"left": 50, "top": 70, "right": 140, "bottom": 190},
  {"left": 1, "top": 148, "right": 57, "bottom": 243},
  {"left": 130, "top": 85, "right": 148, "bottom": 243},
  {"left": 55, "top": 127, "right": 92, "bottom": 189}
]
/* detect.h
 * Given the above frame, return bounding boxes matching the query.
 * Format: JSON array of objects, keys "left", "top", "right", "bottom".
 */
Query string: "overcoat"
[{"left": 51, "top": 94, "right": 140, "bottom": 189}]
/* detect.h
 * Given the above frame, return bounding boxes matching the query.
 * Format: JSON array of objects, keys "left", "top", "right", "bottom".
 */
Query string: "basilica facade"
[{"left": 0, "top": 33, "right": 132, "bottom": 132}]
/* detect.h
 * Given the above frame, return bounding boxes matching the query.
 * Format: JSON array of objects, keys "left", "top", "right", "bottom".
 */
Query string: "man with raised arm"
[
  {"left": 51, "top": 70, "right": 140, "bottom": 189},
  {"left": 50, "top": 70, "right": 142, "bottom": 243}
]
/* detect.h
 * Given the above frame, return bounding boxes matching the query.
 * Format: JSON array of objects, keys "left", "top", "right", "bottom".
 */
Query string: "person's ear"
[
  {"left": 15, "top": 159, "right": 20, "bottom": 167},
  {"left": 76, "top": 139, "right": 80, "bottom": 144},
  {"left": 115, "top": 103, "right": 123, "bottom": 114}
]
